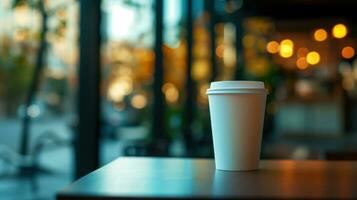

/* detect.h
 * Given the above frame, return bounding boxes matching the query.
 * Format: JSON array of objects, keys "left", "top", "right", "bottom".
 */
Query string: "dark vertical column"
[
  {"left": 234, "top": 6, "right": 245, "bottom": 80},
  {"left": 183, "top": 0, "right": 194, "bottom": 156},
  {"left": 20, "top": 1, "right": 48, "bottom": 156},
  {"left": 207, "top": 0, "right": 217, "bottom": 82},
  {"left": 76, "top": 0, "right": 101, "bottom": 178},
  {"left": 151, "top": 0, "right": 166, "bottom": 154}
]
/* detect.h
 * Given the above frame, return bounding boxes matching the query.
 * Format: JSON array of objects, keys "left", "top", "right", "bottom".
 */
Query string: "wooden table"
[{"left": 57, "top": 157, "right": 357, "bottom": 199}]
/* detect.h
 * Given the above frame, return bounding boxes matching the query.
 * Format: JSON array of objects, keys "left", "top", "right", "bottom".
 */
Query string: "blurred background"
[{"left": 1, "top": 0, "right": 357, "bottom": 199}]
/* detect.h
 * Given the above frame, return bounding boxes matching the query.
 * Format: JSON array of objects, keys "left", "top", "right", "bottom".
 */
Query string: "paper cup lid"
[
  {"left": 209, "top": 81, "right": 265, "bottom": 90},
  {"left": 206, "top": 81, "right": 267, "bottom": 95}
]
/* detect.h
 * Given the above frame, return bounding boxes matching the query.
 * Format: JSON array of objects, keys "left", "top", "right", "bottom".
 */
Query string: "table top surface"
[{"left": 57, "top": 157, "right": 357, "bottom": 199}]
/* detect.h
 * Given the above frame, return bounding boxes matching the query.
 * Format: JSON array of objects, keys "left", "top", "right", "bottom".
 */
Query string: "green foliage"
[
  {"left": 0, "top": 39, "right": 33, "bottom": 115},
  {"left": 12, "top": 0, "right": 41, "bottom": 9},
  {"left": 12, "top": 0, "right": 26, "bottom": 8},
  {"left": 1, "top": 0, "right": 72, "bottom": 117}
]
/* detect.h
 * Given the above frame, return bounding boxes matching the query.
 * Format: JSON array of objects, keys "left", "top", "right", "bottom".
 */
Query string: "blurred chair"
[{"left": 0, "top": 118, "right": 73, "bottom": 192}]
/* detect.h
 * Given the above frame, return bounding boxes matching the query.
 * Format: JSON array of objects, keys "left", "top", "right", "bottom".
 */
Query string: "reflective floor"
[{"left": 0, "top": 118, "right": 123, "bottom": 200}]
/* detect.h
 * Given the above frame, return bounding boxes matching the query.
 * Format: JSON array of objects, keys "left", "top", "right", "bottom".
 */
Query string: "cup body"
[{"left": 207, "top": 81, "right": 267, "bottom": 171}]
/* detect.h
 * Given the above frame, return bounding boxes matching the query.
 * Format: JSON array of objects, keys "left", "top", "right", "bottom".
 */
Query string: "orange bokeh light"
[
  {"left": 215, "top": 44, "right": 224, "bottom": 58},
  {"left": 341, "top": 46, "right": 355, "bottom": 59},
  {"left": 296, "top": 57, "right": 309, "bottom": 70},
  {"left": 266, "top": 41, "right": 280, "bottom": 54},
  {"left": 314, "top": 28, "right": 327, "bottom": 42}
]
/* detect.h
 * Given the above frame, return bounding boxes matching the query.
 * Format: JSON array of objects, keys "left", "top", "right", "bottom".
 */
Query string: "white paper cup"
[{"left": 207, "top": 81, "right": 267, "bottom": 171}]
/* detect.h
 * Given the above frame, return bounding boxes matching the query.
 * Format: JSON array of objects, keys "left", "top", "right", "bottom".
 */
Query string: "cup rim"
[
  {"left": 206, "top": 88, "right": 268, "bottom": 95},
  {"left": 210, "top": 81, "right": 265, "bottom": 90}
]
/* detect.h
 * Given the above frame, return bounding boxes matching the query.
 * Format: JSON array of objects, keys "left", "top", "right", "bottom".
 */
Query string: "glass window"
[{"left": 0, "top": 0, "right": 78, "bottom": 199}]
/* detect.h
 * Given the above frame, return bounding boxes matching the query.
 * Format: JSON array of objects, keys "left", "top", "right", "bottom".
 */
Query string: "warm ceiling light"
[
  {"left": 341, "top": 46, "right": 355, "bottom": 59},
  {"left": 314, "top": 28, "right": 327, "bottom": 42},
  {"left": 296, "top": 57, "right": 309, "bottom": 70},
  {"left": 332, "top": 24, "right": 347, "bottom": 39},
  {"left": 306, "top": 51, "right": 320, "bottom": 65},
  {"left": 279, "top": 39, "right": 294, "bottom": 58},
  {"left": 266, "top": 41, "right": 280, "bottom": 54}
]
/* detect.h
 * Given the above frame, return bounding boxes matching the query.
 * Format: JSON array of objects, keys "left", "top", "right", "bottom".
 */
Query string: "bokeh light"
[
  {"left": 215, "top": 44, "right": 224, "bottom": 58},
  {"left": 223, "top": 46, "right": 236, "bottom": 67},
  {"left": 341, "top": 46, "right": 355, "bottom": 59},
  {"left": 131, "top": 94, "right": 147, "bottom": 109},
  {"left": 313, "top": 28, "right": 327, "bottom": 42},
  {"left": 296, "top": 57, "right": 309, "bottom": 70},
  {"left": 279, "top": 39, "right": 294, "bottom": 58},
  {"left": 266, "top": 41, "right": 280, "bottom": 54},
  {"left": 162, "top": 83, "right": 179, "bottom": 103},
  {"left": 332, "top": 24, "right": 347, "bottom": 39},
  {"left": 27, "top": 105, "right": 41, "bottom": 118},
  {"left": 107, "top": 76, "right": 133, "bottom": 102},
  {"left": 107, "top": 81, "right": 125, "bottom": 102},
  {"left": 192, "top": 60, "right": 210, "bottom": 80},
  {"left": 306, "top": 51, "right": 320, "bottom": 65}
]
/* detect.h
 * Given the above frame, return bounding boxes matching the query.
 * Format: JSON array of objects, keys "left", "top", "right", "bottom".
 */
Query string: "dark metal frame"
[
  {"left": 234, "top": 2, "right": 245, "bottom": 80},
  {"left": 150, "top": 0, "right": 166, "bottom": 155},
  {"left": 207, "top": 0, "right": 217, "bottom": 82},
  {"left": 75, "top": 0, "right": 101, "bottom": 178},
  {"left": 183, "top": 0, "right": 195, "bottom": 155}
]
